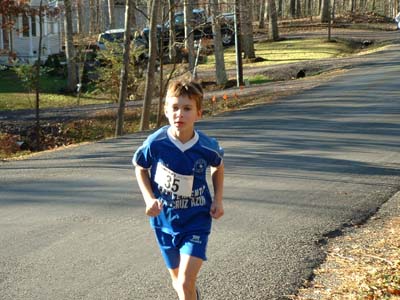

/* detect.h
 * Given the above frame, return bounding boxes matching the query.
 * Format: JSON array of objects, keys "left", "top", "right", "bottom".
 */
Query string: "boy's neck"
[{"left": 170, "top": 127, "right": 195, "bottom": 144}]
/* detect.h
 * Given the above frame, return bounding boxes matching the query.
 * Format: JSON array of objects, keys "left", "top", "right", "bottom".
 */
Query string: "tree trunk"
[
  {"left": 95, "top": 0, "right": 101, "bottom": 32},
  {"left": 296, "top": 0, "right": 302, "bottom": 17},
  {"left": 34, "top": 0, "right": 44, "bottom": 151},
  {"left": 277, "top": 0, "right": 283, "bottom": 17},
  {"left": 184, "top": 0, "right": 195, "bottom": 72},
  {"left": 234, "top": 0, "right": 244, "bottom": 86},
  {"left": 130, "top": 0, "right": 137, "bottom": 28},
  {"left": 268, "top": 0, "right": 279, "bottom": 41},
  {"left": 89, "top": 0, "right": 96, "bottom": 34},
  {"left": 350, "top": 0, "right": 355, "bottom": 13},
  {"left": 64, "top": 0, "right": 78, "bottom": 92},
  {"left": 140, "top": 0, "right": 160, "bottom": 131},
  {"left": 115, "top": 0, "right": 133, "bottom": 136},
  {"left": 108, "top": 0, "right": 115, "bottom": 29},
  {"left": 168, "top": 0, "right": 176, "bottom": 63},
  {"left": 320, "top": 0, "right": 330, "bottom": 22},
  {"left": 210, "top": 0, "right": 228, "bottom": 85},
  {"left": 259, "top": 0, "right": 266, "bottom": 29},
  {"left": 290, "top": 0, "right": 296, "bottom": 17},
  {"left": 240, "top": 0, "right": 255, "bottom": 59},
  {"left": 76, "top": 0, "right": 84, "bottom": 34}
]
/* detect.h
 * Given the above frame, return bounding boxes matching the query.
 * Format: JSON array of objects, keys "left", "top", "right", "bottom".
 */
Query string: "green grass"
[
  {"left": 201, "top": 38, "right": 358, "bottom": 70},
  {"left": 0, "top": 69, "right": 112, "bottom": 110},
  {"left": 247, "top": 74, "right": 272, "bottom": 85},
  {"left": 0, "top": 69, "right": 66, "bottom": 93}
]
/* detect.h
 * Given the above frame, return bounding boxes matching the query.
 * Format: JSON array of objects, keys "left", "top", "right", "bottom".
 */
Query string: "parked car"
[
  {"left": 97, "top": 29, "right": 125, "bottom": 50},
  {"left": 142, "top": 8, "right": 235, "bottom": 47},
  {"left": 209, "top": 12, "right": 236, "bottom": 46},
  {"left": 96, "top": 28, "right": 144, "bottom": 51}
]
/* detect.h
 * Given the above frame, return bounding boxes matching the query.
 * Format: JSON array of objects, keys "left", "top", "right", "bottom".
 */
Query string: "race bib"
[{"left": 154, "top": 162, "right": 194, "bottom": 197}]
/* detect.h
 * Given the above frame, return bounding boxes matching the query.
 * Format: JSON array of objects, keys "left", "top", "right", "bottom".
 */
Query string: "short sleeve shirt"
[{"left": 133, "top": 126, "right": 224, "bottom": 235}]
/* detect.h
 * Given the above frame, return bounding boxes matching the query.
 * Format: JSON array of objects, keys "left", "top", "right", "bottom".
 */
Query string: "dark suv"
[{"left": 142, "top": 8, "right": 235, "bottom": 47}]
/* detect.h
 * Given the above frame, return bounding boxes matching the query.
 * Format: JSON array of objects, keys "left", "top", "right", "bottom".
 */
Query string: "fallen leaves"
[{"left": 292, "top": 216, "right": 400, "bottom": 300}]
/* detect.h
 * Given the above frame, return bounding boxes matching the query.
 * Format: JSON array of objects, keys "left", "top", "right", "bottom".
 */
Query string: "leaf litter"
[{"left": 292, "top": 216, "right": 400, "bottom": 299}]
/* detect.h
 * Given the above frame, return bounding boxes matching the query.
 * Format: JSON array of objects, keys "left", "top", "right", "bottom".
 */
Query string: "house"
[{"left": 0, "top": 0, "right": 62, "bottom": 65}]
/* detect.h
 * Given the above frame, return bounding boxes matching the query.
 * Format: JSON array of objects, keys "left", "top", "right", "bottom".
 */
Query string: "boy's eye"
[{"left": 184, "top": 106, "right": 192, "bottom": 111}]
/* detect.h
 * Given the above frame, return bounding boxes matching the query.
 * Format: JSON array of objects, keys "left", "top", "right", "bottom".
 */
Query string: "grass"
[
  {"left": 0, "top": 69, "right": 113, "bottom": 110},
  {"left": 201, "top": 38, "right": 358, "bottom": 70},
  {"left": 247, "top": 74, "right": 272, "bottom": 85}
]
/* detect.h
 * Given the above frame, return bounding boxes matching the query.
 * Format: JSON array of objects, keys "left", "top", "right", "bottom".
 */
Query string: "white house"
[{"left": 0, "top": 0, "right": 63, "bottom": 65}]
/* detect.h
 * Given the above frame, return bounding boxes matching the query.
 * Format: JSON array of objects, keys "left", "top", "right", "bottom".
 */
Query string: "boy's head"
[{"left": 166, "top": 80, "right": 203, "bottom": 111}]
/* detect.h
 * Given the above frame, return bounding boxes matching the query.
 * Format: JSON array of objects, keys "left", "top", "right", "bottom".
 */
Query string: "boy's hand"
[
  {"left": 210, "top": 201, "right": 224, "bottom": 219},
  {"left": 145, "top": 199, "right": 163, "bottom": 216}
]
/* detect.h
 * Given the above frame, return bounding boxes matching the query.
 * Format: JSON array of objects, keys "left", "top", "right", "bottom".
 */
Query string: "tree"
[
  {"left": 320, "top": 0, "right": 331, "bottom": 22},
  {"left": 184, "top": 0, "right": 195, "bottom": 72},
  {"left": 108, "top": 0, "right": 115, "bottom": 29},
  {"left": 234, "top": 0, "right": 244, "bottom": 86},
  {"left": 115, "top": 0, "right": 134, "bottom": 136},
  {"left": 168, "top": 0, "right": 176, "bottom": 63},
  {"left": 277, "top": 0, "right": 283, "bottom": 17},
  {"left": 268, "top": 0, "right": 279, "bottom": 41},
  {"left": 34, "top": 0, "right": 44, "bottom": 150},
  {"left": 259, "top": 0, "right": 266, "bottom": 29},
  {"left": 89, "top": 0, "right": 96, "bottom": 34},
  {"left": 210, "top": 0, "right": 228, "bottom": 85},
  {"left": 76, "top": 0, "right": 84, "bottom": 34},
  {"left": 240, "top": 0, "right": 255, "bottom": 59},
  {"left": 140, "top": 0, "right": 160, "bottom": 131},
  {"left": 64, "top": 0, "right": 78, "bottom": 92},
  {"left": 290, "top": 0, "right": 296, "bottom": 17}
]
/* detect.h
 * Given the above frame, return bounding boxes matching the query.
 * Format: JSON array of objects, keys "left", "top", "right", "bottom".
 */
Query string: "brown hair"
[{"left": 166, "top": 80, "right": 203, "bottom": 111}]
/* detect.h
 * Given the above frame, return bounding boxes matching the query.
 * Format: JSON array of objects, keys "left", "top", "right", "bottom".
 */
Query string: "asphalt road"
[{"left": 1, "top": 44, "right": 400, "bottom": 300}]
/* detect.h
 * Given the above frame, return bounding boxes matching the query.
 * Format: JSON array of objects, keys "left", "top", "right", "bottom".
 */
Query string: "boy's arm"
[
  {"left": 135, "top": 166, "right": 162, "bottom": 216},
  {"left": 210, "top": 161, "right": 224, "bottom": 219}
]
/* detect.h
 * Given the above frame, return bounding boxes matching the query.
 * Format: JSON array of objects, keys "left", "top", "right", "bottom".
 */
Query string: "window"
[
  {"left": 31, "top": 16, "right": 36, "bottom": 36},
  {"left": 21, "top": 15, "right": 37, "bottom": 37},
  {"left": 22, "top": 15, "right": 29, "bottom": 37}
]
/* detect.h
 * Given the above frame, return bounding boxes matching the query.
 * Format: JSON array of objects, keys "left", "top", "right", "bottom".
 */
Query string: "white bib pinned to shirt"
[{"left": 154, "top": 162, "right": 194, "bottom": 197}]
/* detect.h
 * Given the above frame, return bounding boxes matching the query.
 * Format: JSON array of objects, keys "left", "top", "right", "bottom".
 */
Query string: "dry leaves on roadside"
[{"left": 293, "top": 217, "right": 400, "bottom": 300}]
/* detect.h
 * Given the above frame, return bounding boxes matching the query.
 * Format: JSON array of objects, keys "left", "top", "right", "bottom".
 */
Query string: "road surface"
[{"left": 1, "top": 44, "right": 400, "bottom": 299}]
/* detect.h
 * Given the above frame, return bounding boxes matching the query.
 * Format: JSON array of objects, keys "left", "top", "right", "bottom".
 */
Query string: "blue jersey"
[{"left": 133, "top": 126, "right": 224, "bottom": 235}]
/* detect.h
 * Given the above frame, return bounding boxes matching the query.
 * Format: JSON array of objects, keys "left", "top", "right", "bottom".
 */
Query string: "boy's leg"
[
  {"left": 171, "top": 254, "right": 203, "bottom": 300},
  {"left": 160, "top": 231, "right": 208, "bottom": 299},
  {"left": 168, "top": 267, "right": 179, "bottom": 292}
]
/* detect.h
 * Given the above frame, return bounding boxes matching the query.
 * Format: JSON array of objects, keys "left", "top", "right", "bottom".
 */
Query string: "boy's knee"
[{"left": 174, "top": 277, "right": 195, "bottom": 295}]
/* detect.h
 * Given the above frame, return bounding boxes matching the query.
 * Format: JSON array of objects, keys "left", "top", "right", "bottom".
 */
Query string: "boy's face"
[{"left": 164, "top": 95, "right": 202, "bottom": 137}]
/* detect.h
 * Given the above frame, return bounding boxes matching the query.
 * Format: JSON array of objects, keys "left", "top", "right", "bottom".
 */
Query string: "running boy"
[{"left": 133, "top": 80, "right": 224, "bottom": 300}]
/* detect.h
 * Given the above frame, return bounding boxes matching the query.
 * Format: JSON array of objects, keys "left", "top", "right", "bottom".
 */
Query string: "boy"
[{"left": 133, "top": 80, "right": 224, "bottom": 300}]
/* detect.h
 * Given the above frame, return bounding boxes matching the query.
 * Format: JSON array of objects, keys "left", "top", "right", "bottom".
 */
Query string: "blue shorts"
[{"left": 154, "top": 229, "right": 209, "bottom": 269}]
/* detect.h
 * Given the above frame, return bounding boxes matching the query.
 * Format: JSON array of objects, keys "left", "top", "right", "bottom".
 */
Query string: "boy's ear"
[
  {"left": 164, "top": 105, "right": 168, "bottom": 117},
  {"left": 197, "top": 109, "right": 202, "bottom": 118}
]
